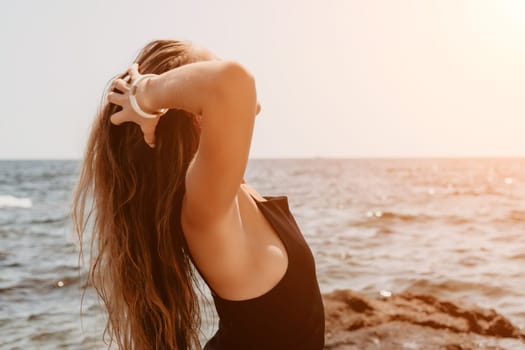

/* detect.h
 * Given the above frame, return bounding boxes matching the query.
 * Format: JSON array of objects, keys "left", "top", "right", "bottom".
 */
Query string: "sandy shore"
[{"left": 323, "top": 289, "right": 525, "bottom": 350}]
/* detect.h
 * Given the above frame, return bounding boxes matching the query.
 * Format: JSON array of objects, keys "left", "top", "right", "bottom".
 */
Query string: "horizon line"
[{"left": 1, "top": 155, "right": 525, "bottom": 161}]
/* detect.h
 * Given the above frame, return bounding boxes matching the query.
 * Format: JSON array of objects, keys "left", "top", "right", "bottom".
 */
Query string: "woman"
[{"left": 73, "top": 39, "right": 325, "bottom": 350}]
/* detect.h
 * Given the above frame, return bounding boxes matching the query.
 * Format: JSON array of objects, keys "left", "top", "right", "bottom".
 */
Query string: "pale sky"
[{"left": 1, "top": 0, "right": 525, "bottom": 159}]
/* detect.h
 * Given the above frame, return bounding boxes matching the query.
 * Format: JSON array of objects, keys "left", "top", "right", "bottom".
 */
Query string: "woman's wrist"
[{"left": 135, "top": 75, "right": 162, "bottom": 115}]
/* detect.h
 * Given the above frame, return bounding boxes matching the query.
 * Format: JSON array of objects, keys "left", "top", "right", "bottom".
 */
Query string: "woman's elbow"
[{"left": 219, "top": 61, "right": 256, "bottom": 95}]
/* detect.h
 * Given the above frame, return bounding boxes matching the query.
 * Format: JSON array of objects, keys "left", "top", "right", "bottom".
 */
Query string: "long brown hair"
[{"left": 73, "top": 39, "right": 205, "bottom": 349}]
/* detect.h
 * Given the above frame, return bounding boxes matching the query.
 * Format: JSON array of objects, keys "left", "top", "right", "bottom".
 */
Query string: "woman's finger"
[
  {"left": 143, "top": 131, "right": 156, "bottom": 148},
  {"left": 107, "top": 91, "right": 127, "bottom": 106},
  {"left": 128, "top": 63, "right": 140, "bottom": 81},
  {"left": 141, "top": 124, "right": 157, "bottom": 148},
  {"left": 112, "top": 78, "right": 130, "bottom": 93},
  {"left": 110, "top": 111, "right": 127, "bottom": 125}
]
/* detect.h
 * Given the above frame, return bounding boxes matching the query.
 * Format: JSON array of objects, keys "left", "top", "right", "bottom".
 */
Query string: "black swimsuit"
[{"left": 187, "top": 194, "right": 325, "bottom": 350}]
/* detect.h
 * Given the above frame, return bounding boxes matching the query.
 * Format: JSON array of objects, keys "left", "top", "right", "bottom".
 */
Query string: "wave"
[
  {"left": 508, "top": 252, "right": 525, "bottom": 260},
  {"left": 378, "top": 211, "right": 432, "bottom": 221},
  {"left": 354, "top": 211, "right": 475, "bottom": 227},
  {"left": 0, "top": 274, "right": 83, "bottom": 295},
  {"left": 0, "top": 195, "right": 32, "bottom": 208},
  {"left": 30, "top": 215, "right": 68, "bottom": 224},
  {"left": 404, "top": 278, "right": 511, "bottom": 298},
  {"left": 507, "top": 210, "right": 525, "bottom": 222},
  {"left": 356, "top": 210, "right": 436, "bottom": 224}
]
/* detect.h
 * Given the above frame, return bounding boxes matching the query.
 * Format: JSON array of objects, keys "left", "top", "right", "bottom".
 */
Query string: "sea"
[{"left": 1, "top": 158, "right": 524, "bottom": 349}]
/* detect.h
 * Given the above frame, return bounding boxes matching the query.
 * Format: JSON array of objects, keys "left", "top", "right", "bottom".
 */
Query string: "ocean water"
[{"left": 1, "top": 158, "right": 524, "bottom": 349}]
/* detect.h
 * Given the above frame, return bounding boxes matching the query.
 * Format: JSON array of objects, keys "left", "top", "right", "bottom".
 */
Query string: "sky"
[{"left": 1, "top": 0, "right": 525, "bottom": 159}]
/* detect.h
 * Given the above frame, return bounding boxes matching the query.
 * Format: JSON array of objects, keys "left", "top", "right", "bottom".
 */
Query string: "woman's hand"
[
  {"left": 108, "top": 63, "right": 161, "bottom": 148},
  {"left": 108, "top": 63, "right": 261, "bottom": 148}
]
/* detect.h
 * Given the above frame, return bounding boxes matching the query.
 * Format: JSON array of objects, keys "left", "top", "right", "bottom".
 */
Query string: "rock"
[{"left": 322, "top": 289, "right": 525, "bottom": 350}]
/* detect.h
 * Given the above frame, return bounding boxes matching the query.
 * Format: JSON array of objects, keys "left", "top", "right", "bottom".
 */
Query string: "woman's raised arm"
[{"left": 111, "top": 60, "right": 258, "bottom": 227}]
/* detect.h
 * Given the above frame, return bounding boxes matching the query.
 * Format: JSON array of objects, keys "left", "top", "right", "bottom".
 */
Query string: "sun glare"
[
  {"left": 464, "top": 0, "right": 525, "bottom": 55},
  {"left": 501, "top": 0, "right": 525, "bottom": 34}
]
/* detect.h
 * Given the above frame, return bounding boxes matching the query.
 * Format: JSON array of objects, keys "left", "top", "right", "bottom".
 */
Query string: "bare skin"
[{"left": 108, "top": 45, "right": 286, "bottom": 301}]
